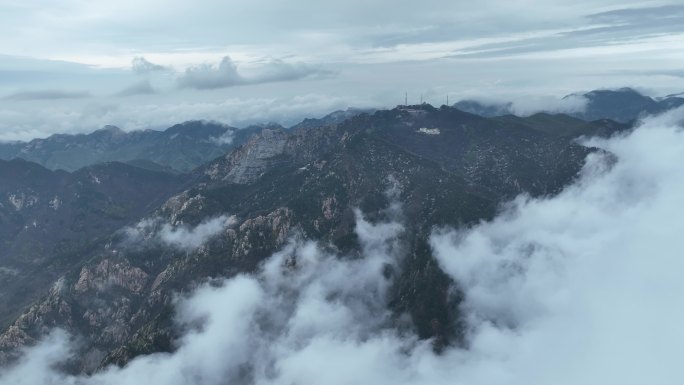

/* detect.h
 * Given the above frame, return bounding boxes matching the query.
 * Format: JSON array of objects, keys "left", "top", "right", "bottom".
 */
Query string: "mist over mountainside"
[
  {"left": 455, "top": 88, "right": 684, "bottom": 123},
  {"left": 0, "top": 102, "right": 629, "bottom": 372},
  {"left": 3, "top": 0, "right": 684, "bottom": 382},
  {"left": 0, "top": 102, "right": 682, "bottom": 384}
]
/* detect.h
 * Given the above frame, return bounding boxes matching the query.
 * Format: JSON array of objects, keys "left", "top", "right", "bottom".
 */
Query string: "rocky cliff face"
[
  {"left": 204, "top": 128, "right": 289, "bottom": 184},
  {"left": 0, "top": 106, "right": 620, "bottom": 373}
]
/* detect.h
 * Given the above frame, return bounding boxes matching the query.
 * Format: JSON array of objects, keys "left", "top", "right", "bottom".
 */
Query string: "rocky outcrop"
[
  {"left": 75, "top": 259, "right": 149, "bottom": 294},
  {"left": 202, "top": 124, "right": 345, "bottom": 186},
  {"left": 205, "top": 128, "right": 288, "bottom": 184}
]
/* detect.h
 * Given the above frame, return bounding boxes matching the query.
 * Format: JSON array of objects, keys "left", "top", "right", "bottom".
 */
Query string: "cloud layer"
[
  {"left": 2, "top": 109, "right": 684, "bottom": 383},
  {"left": 430, "top": 107, "right": 684, "bottom": 384}
]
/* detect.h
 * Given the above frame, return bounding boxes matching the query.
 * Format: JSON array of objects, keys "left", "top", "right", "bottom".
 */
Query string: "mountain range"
[
  {"left": 0, "top": 90, "right": 663, "bottom": 374},
  {"left": 0, "top": 108, "right": 376, "bottom": 174}
]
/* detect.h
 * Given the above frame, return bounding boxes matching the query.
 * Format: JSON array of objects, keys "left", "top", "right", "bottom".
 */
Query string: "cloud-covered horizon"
[
  {"left": 1, "top": 1, "right": 684, "bottom": 139},
  {"left": 2, "top": 108, "right": 684, "bottom": 384},
  {"left": 0, "top": 93, "right": 361, "bottom": 142}
]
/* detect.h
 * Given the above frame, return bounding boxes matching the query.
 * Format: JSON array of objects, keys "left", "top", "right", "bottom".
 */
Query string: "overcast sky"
[{"left": 2, "top": 0, "right": 684, "bottom": 140}]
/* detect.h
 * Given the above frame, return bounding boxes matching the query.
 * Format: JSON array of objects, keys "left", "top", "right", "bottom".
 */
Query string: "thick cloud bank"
[
  {"left": 431, "top": 107, "right": 684, "bottom": 384},
  {"left": 2, "top": 109, "right": 684, "bottom": 384}
]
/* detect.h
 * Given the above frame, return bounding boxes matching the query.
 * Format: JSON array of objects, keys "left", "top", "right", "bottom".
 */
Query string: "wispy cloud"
[
  {"left": 3, "top": 90, "right": 91, "bottom": 101},
  {"left": 124, "top": 215, "right": 237, "bottom": 251}
]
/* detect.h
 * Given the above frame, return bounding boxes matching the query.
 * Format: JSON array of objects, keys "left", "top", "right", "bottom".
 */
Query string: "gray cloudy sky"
[{"left": 1, "top": 0, "right": 684, "bottom": 140}]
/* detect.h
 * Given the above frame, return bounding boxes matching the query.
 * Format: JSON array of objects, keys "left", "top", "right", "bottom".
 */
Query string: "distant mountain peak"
[{"left": 455, "top": 87, "right": 684, "bottom": 123}]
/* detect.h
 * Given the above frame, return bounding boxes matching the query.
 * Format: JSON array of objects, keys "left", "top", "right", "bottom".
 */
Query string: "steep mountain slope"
[
  {"left": 0, "top": 121, "right": 261, "bottom": 173},
  {"left": 0, "top": 106, "right": 619, "bottom": 373},
  {"left": 0, "top": 160, "right": 187, "bottom": 330}
]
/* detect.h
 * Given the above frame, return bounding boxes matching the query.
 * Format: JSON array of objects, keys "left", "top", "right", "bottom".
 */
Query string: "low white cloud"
[
  {"left": 158, "top": 216, "right": 236, "bottom": 250},
  {"left": 430, "top": 106, "right": 684, "bottom": 384},
  {"left": 2, "top": 110, "right": 684, "bottom": 384},
  {"left": 124, "top": 215, "right": 236, "bottom": 251},
  {"left": 210, "top": 129, "right": 234, "bottom": 145},
  {"left": 0, "top": 183, "right": 407, "bottom": 385},
  {"left": 0, "top": 329, "right": 73, "bottom": 385}
]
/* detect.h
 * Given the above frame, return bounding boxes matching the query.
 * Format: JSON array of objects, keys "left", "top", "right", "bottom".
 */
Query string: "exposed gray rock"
[{"left": 205, "top": 128, "right": 288, "bottom": 184}]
